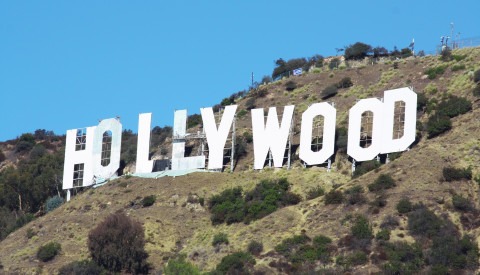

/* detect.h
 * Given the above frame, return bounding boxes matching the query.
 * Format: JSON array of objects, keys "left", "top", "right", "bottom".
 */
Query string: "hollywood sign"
[{"left": 62, "top": 87, "right": 417, "bottom": 196}]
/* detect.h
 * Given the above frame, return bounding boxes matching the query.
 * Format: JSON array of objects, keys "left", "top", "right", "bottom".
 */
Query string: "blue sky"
[{"left": 1, "top": 1, "right": 479, "bottom": 141}]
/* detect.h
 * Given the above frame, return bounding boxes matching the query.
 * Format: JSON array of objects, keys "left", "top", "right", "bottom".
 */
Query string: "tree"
[
  {"left": 344, "top": 42, "right": 372, "bottom": 60},
  {"left": 88, "top": 212, "right": 150, "bottom": 274},
  {"left": 373, "top": 46, "right": 389, "bottom": 57}
]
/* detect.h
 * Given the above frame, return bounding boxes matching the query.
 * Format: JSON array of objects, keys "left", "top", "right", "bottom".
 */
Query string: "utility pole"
[
  {"left": 251, "top": 72, "right": 254, "bottom": 87},
  {"left": 450, "top": 22, "right": 454, "bottom": 49}
]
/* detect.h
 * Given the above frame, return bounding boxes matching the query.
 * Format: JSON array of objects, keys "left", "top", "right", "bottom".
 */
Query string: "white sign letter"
[
  {"left": 201, "top": 105, "right": 237, "bottom": 170},
  {"left": 299, "top": 103, "right": 336, "bottom": 165},
  {"left": 136, "top": 113, "right": 154, "bottom": 173},
  {"left": 251, "top": 105, "right": 295, "bottom": 169},
  {"left": 347, "top": 98, "right": 384, "bottom": 161}
]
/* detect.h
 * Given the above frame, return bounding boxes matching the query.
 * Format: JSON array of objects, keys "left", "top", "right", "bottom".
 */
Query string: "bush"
[
  {"left": 344, "top": 42, "right": 372, "bottom": 60},
  {"left": 436, "top": 95, "right": 472, "bottom": 118},
  {"left": 37, "top": 241, "right": 61, "bottom": 262},
  {"left": 376, "top": 229, "right": 391, "bottom": 241},
  {"left": 474, "top": 69, "right": 480, "bottom": 83},
  {"left": 382, "top": 242, "right": 424, "bottom": 274},
  {"left": 208, "top": 178, "right": 301, "bottom": 225},
  {"left": 187, "top": 114, "right": 202, "bottom": 129},
  {"left": 321, "top": 84, "right": 338, "bottom": 99},
  {"left": 59, "top": 260, "right": 104, "bottom": 275},
  {"left": 285, "top": 80, "right": 297, "bottom": 91},
  {"left": 345, "top": 185, "right": 366, "bottom": 205},
  {"left": 324, "top": 190, "right": 344, "bottom": 205},
  {"left": 352, "top": 160, "right": 380, "bottom": 178},
  {"left": 245, "top": 98, "right": 256, "bottom": 110},
  {"left": 247, "top": 240, "right": 263, "bottom": 256},
  {"left": 424, "top": 65, "right": 448, "bottom": 79},
  {"left": 351, "top": 215, "right": 373, "bottom": 240},
  {"left": 329, "top": 58, "right": 340, "bottom": 69},
  {"left": 408, "top": 204, "right": 442, "bottom": 238},
  {"left": 16, "top": 133, "right": 36, "bottom": 153},
  {"left": 473, "top": 85, "right": 480, "bottom": 97},
  {"left": 347, "top": 251, "right": 368, "bottom": 266},
  {"left": 0, "top": 150, "right": 5, "bottom": 162},
  {"left": 426, "top": 115, "right": 451, "bottom": 138},
  {"left": 306, "top": 186, "right": 324, "bottom": 200},
  {"left": 429, "top": 235, "right": 479, "bottom": 270},
  {"left": 368, "top": 174, "right": 395, "bottom": 192},
  {"left": 380, "top": 215, "right": 399, "bottom": 229},
  {"left": 417, "top": 93, "right": 428, "bottom": 111},
  {"left": 30, "top": 144, "right": 46, "bottom": 159},
  {"left": 443, "top": 166, "right": 472, "bottom": 181},
  {"left": 242, "top": 132, "right": 253, "bottom": 143},
  {"left": 142, "top": 195, "right": 156, "bottom": 207},
  {"left": 237, "top": 109, "right": 247, "bottom": 118},
  {"left": 214, "top": 252, "right": 256, "bottom": 274},
  {"left": 337, "top": 77, "right": 353, "bottom": 88},
  {"left": 452, "top": 194, "right": 472, "bottom": 212},
  {"left": 88, "top": 212, "right": 149, "bottom": 273},
  {"left": 451, "top": 64, "right": 465, "bottom": 71},
  {"left": 396, "top": 198, "right": 413, "bottom": 214},
  {"left": 46, "top": 196, "right": 64, "bottom": 213},
  {"left": 164, "top": 255, "right": 201, "bottom": 275},
  {"left": 212, "top": 233, "right": 229, "bottom": 246}
]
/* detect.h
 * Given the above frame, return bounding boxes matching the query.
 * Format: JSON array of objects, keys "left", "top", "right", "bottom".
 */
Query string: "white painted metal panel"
[
  {"left": 201, "top": 105, "right": 237, "bottom": 170},
  {"left": 136, "top": 113, "right": 154, "bottom": 173},
  {"left": 251, "top": 105, "right": 294, "bottom": 169},
  {"left": 92, "top": 118, "right": 122, "bottom": 179},
  {"left": 299, "top": 103, "right": 336, "bottom": 165},
  {"left": 380, "top": 87, "right": 417, "bottom": 153}
]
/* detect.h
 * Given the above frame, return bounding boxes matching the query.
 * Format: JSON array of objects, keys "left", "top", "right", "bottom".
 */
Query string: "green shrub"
[
  {"left": 212, "top": 233, "right": 229, "bottom": 246},
  {"left": 164, "top": 255, "right": 200, "bottom": 275},
  {"left": 396, "top": 198, "right": 413, "bottom": 214},
  {"left": 351, "top": 215, "right": 373, "bottom": 240},
  {"left": 443, "top": 166, "right": 472, "bottom": 181},
  {"left": 382, "top": 242, "right": 424, "bottom": 274},
  {"left": 451, "top": 64, "right": 465, "bottom": 71},
  {"left": 474, "top": 69, "right": 480, "bottom": 83},
  {"left": 424, "top": 65, "right": 448, "bottom": 79},
  {"left": 187, "top": 114, "right": 202, "bottom": 129},
  {"left": 208, "top": 179, "right": 301, "bottom": 225},
  {"left": 437, "top": 96, "right": 472, "bottom": 118},
  {"left": 347, "top": 251, "right": 368, "bottom": 266},
  {"left": 275, "top": 234, "right": 332, "bottom": 268},
  {"left": 285, "top": 80, "right": 297, "bottom": 91},
  {"left": 368, "top": 174, "right": 395, "bottom": 192},
  {"left": 473, "top": 85, "right": 480, "bottom": 97},
  {"left": 242, "top": 132, "right": 253, "bottom": 143},
  {"left": 429, "top": 264, "right": 450, "bottom": 275},
  {"left": 142, "top": 195, "right": 156, "bottom": 207},
  {"left": 59, "top": 260, "right": 104, "bottom": 275},
  {"left": 88, "top": 212, "right": 150, "bottom": 273},
  {"left": 46, "top": 196, "right": 64, "bottom": 213},
  {"left": 380, "top": 215, "right": 399, "bottom": 229},
  {"left": 30, "top": 144, "right": 46, "bottom": 159},
  {"left": 26, "top": 228, "right": 36, "bottom": 239},
  {"left": 247, "top": 240, "right": 263, "bottom": 255},
  {"left": 345, "top": 185, "right": 366, "bottom": 205},
  {"left": 429, "top": 235, "right": 479, "bottom": 270},
  {"left": 407, "top": 204, "right": 442, "bottom": 238},
  {"left": 37, "top": 241, "right": 61, "bottom": 262},
  {"left": 426, "top": 115, "right": 451, "bottom": 138},
  {"left": 329, "top": 58, "right": 340, "bottom": 69},
  {"left": 337, "top": 77, "right": 353, "bottom": 88},
  {"left": 237, "top": 109, "right": 247, "bottom": 118},
  {"left": 452, "top": 195, "right": 472, "bottom": 212},
  {"left": 321, "top": 84, "right": 338, "bottom": 99},
  {"left": 306, "top": 186, "right": 324, "bottom": 200},
  {"left": 417, "top": 93, "right": 428, "bottom": 111},
  {"left": 452, "top": 54, "right": 467, "bottom": 62},
  {"left": 214, "top": 252, "right": 256, "bottom": 274},
  {"left": 220, "top": 97, "right": 233, "bottom": 106},
  {"left": 245, "top": 98, "right": 256, "bottom": 110},
  {"left": 324, "top": 190, "right": 344, "bottom": 205},
  {"left": 376, "top": 229, "right": 391, "bottom": 241},
  {"left": 352, "top": 160, "right": 380, "bottom": 178},
  {"left": 344, "top": 42, "right": 372, "bottom": 60}
]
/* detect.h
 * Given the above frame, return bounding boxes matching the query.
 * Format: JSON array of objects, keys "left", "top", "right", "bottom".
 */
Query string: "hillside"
[{"left": 1, "top": 46, "right": 480, "bottom": 274}]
